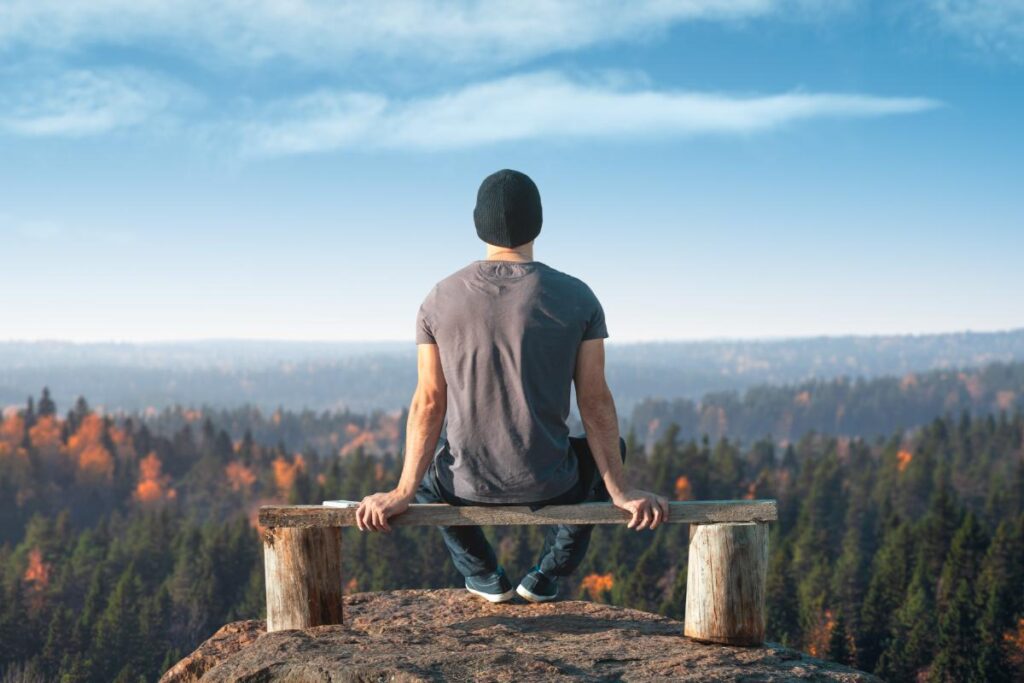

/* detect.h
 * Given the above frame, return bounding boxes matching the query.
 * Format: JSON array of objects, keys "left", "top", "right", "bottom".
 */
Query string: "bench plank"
[{"left": 259, "top": 500, "right": 777, "bottom": 528}]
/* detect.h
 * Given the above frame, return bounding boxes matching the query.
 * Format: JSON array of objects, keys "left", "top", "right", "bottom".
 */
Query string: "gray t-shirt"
[{"left": 416, "top": 260, "right": 609, "bottom": 503}]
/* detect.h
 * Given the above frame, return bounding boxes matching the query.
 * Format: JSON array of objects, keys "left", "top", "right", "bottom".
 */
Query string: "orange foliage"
[
  {"left": 900, "top": 373, "right": 918, "bottom": 391},
  {"left": 794, "top": 390, "right": 812, "bottom": 407},
  {"left": 344, "top": 577, "right": 358, "bottom": 594},
  {"left": 580, "top": 573, "right": 614, "bottom": 601},
  {"left": 225, "top": 461, "right": 257, "bottom": 493},
  {"left": 0, "top": 414, "right": 25, "bottom": 450},
  {"left": 340, "top": 431, "right": 377, "bottom": 456},
  {"left": 78, "top": 444, "right": 115, "bottom": 481},
  {"left": 109, "top": 425, "right": 136, "bottom": 461},
  {"left": 134, "top": 452, "right": 175, "bottom": 503},
  {"left": 674, "top": 475, "right": 692, "bottom": 501},
  {"left": 22, "top": 547, "right": 51, "bottom": 612},
  {"left": 344, "top": 423, "right": 361, "bottom": 437},
  {"left": 29, "top": 416, "right": 62, "bottom": 454},
  {"left": 273, "top": 454, "right": 306, "bottom": 497},
  {"left": 23, "top": 548, "right": 50, "bottom": 589},
  {"left": 374, "top": 462, "right": 386, "bottom": 483},
  {"left": 68, "top": 414, "right": 102, "bottom": 450},
  {"left": 743, "top": 482, "right": 757, "bottom": 500},
  {"left": 897, "top": 449, "right": 913, "bottom": 474},
  {"left": 805, "top": 609, "right": 835, "bottom": 658},
  {"left": 1005, "top": 618, "right": 1024, "bottom": 670}
]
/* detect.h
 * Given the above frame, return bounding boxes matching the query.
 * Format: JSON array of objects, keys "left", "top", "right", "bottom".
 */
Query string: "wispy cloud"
[
  {"left": 242, "top": 71, "right": 941, "bottom": 155},
  {"left": 0, "top": 69, "right": 192, "bottom": 137},
  {"left": 0, "top": 0, "right": 838, "bottom": 69},
  {"left": 926, "top": 0, "right": 1024, "bottom": 62}
]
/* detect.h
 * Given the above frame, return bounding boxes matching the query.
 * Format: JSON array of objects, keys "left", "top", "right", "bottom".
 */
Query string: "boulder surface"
[{"left": 161, "top": 589, "right": 880, "bottom": 682}]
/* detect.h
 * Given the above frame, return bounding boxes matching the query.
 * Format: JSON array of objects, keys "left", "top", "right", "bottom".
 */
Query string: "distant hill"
[
  {"left": 631, "top": 361, "right": 1024, "bottom": 447},
  {"left": 2, "top": 329, "right": 1022, "bottom": 414}
]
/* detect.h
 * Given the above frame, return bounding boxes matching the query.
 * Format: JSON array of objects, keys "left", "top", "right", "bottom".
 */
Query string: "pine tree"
[
  {"left": 858, "top": 522, "right": 914, "bottom": 672},
  {"left": 975, "top": 514, "right": 1024, "bottom": 682},
  {"left": 92, "top": 565, "right": 145, "bottom": 682},
  {"left": 614, "top": 542, "right": 667, "bottom": 612},
  {"left": 930, "top": 579, "right": 983, "bottom": 683},
  {"left": 937, "top": 512, "right": 988, "bottom": 608},
  {"left": 876, "top": 560, "right": 935, "bottom": 682},
  {"left": 916, "top": 463, "right": 962, "bottom": 587},
  {"left": 827, "top": 610, "right": 852, "bottom": 666},
  {"left": 766, "top": 537, "right": 801, "bottom": 646},
  {"left": 37, "top": 388, "right": 56, "bottom": 418}
]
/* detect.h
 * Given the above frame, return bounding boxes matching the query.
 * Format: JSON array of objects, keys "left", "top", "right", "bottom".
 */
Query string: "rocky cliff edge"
[{"left": 160, "top": 589, "right": 880, "bottom": 682}]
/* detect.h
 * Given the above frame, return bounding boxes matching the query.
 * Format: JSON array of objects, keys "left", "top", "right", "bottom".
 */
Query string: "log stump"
[
  {"left": 263, "top": 526, "right": 344, "bottom": 632},
  {"left": 684, "top": 521, "right": 768, "bottom": 646}
]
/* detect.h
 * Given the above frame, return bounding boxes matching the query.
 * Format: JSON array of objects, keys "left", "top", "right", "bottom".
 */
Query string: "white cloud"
[
  {"left": 0, "top": 69, "right": 190, "bottom": 137},
  {"left": 242, "top": 71, "right": 941, "bottom": 155},
  {"left": 0, "top": 0, "right": 838, "bottom": 69},
  {"left": 926, "top": 0, "right": 1024, "bottom": 62}
]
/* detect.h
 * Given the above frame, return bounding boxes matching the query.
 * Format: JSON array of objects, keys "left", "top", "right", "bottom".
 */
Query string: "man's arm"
[
  {"left": 356, "top": 343, "right": 447, "bottom": 532},
  {"left": 574, "top": 338, "right": 669, "bottom": 530}
]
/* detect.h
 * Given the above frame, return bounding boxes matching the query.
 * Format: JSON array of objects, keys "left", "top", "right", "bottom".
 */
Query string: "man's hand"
[
  {"left": 611, "top": 488, "right": 670, "bottom": 531},
  {"left": 355, "top": 489, "right": 413, "bottom": 532}
]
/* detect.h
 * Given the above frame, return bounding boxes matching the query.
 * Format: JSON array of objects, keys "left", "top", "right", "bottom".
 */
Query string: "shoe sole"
[
  {"left": 466, "top": 586, "right": 517, "bottom": 603},
  {"left": 516, "top": 584, "right": 558, "bottom": 603}
]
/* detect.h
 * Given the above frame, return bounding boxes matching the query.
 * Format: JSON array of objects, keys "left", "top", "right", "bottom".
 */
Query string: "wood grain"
[
  {"left": 259, "top": 500, "right": 777, "bottom": 528},
  {"left": 263, "top": 526, "right": 344, "bottom": 632},
  {"left": 684, "top": 522, "right": 769, "bottom": 646}
]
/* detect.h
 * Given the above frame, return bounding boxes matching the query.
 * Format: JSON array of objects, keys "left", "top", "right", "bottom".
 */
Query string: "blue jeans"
[{"left": 414, "top": 435, "right": 627, "bottom": 579}]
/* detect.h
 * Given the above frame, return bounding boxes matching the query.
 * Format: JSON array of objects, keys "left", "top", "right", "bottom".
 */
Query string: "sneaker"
[
  {"left": 465, "top": 567, "right": 516, "bottom": 603},
  {"left": 516, "top": 566, "right": 558, "bottom": 603}
]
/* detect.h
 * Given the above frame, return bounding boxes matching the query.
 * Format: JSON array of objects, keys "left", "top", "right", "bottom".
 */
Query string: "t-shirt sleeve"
[
  {"left": 581, "top": 286, "right": 609, "bottom": 341},
  {"left": 415, "top": 290, "right": 437, "bottom": 345}
]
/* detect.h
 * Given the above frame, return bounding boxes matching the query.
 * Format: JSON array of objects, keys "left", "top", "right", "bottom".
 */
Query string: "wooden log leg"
[
  {"left": 684, "top": 521, "right": 768, "bottom": 646},
  {"left": 263, "top": 526, "right": 344, "bottom": 632}
]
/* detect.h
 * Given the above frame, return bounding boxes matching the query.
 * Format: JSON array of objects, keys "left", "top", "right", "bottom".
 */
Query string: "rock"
[
  {"left": 161, "top": 589, "right": 881, "bottom": 682},
  {"left": 159, "top": 620, "right": 264, "bottom": 683}
]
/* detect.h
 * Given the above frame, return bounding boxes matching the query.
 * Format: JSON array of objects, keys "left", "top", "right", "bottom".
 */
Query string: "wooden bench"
[{"left": 258, "top": 499, "right": 777, "bottom": 646}]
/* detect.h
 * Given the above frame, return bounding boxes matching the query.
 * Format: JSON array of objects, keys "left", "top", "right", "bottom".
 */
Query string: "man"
[{"left": 356, "top": 169, "right": 668, "bottom": 603}]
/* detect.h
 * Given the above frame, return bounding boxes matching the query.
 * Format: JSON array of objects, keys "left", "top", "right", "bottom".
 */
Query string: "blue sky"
[{"left": 1, "top": 1, "right": 1021, "bottom": 342}]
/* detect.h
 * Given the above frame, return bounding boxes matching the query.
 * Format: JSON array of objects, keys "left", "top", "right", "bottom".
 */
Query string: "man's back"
[
  {"left": 416, "top": 259, "right": 608, "bottom": 503},
  {"left": 355, "top": 170, "right": 667, "bottom": 603}
]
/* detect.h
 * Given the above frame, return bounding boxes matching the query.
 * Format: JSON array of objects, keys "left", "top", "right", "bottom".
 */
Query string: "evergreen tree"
[
  {"left": 37, "top": 388, "right": 56, "bottom": 418},
  {"left": 975, "top": 514, "right": 1024, "bottom": 682},
  {"left": 858, "top": 522, "right": 913, "bottom": 671},
  {"left": 827, "top": 610, "right": 852, "bottom": 666},
  {"left": 876, "top": 561, "right": 935, "bottom": 682},
  {"left": 930, "top": 579, "right": 982, "bottom": 683}
]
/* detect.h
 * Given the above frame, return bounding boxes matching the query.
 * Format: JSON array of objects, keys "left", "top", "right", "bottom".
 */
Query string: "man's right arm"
[{"left": 574, "top": 338, "right": 669, "bottom": 530}]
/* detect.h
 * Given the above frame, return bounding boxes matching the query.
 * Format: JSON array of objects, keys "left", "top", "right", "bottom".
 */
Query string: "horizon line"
[{"left": 2, "top": 325, "right": 1023, "bottom": 348}]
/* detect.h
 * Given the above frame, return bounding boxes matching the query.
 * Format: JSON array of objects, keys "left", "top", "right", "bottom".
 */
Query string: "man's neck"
[{"left": 484, "top": 242, "right": 534, "bottom": 263}]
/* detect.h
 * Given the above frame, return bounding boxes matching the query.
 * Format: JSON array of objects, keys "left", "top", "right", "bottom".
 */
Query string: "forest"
[{"left": 0, "top": 388, "right": 1022, "bottom": 682}]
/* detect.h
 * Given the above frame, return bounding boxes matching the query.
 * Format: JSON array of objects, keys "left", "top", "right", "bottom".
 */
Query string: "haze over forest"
[{"left": 3, "top": 328, "right": 1023, "bottom": 416}]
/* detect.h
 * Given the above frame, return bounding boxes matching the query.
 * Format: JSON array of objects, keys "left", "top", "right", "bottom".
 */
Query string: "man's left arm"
[{"left": 356, "top": 343, "right": 447, "bottom": 532}]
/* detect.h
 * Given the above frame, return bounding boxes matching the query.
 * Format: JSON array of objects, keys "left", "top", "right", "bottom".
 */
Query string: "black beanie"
[{"left": 473, "top": 169, "right": 543, "bottom": 248}]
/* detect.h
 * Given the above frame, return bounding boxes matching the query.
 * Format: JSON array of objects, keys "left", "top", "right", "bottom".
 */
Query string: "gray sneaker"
[
  {"left": 516, "top": 566, "right": 558, "bottom": 603},
  {"left": 465, "top": 567, "right": 516, "bottom": 603}
]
